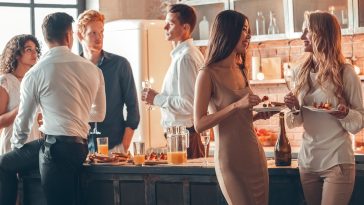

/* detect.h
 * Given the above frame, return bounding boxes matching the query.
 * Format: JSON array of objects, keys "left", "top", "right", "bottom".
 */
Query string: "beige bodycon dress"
[{"left": 206, "top": 68, "right": 269, "bottom": 205}]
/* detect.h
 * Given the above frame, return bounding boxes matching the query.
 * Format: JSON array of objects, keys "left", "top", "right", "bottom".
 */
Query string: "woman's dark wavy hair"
[
  {"left": 205, "top": 10, "right": 250, "bottom": 72},
  {"left": 0, "top": 34, "right": 41, "bottom": 74}
]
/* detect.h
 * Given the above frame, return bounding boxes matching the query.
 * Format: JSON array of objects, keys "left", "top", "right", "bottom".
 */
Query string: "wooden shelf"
[{"left": 180, "top": 0, "right": 225, "bottom": 6}]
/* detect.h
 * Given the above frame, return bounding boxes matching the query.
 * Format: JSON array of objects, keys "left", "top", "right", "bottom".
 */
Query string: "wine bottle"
[
  {"left": 255, "top": 11, "right": 266, "bottom": 35},
  {"left": 274, "top": 112, "right": 292, "bottom": 166},
  {"left": 268, "top": 11, "right": 279, "bottom": 35},
  {"left": 199, "top": 16, "right": 209, "bottom": 40}
]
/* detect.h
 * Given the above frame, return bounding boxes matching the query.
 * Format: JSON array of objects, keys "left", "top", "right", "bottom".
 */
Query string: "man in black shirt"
[{"left": 77, "top": 10, "right": 140, "bottom": 153}]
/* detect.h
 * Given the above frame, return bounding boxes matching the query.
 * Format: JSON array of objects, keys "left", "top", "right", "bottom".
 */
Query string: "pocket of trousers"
[
  {"left": 41, "top": 141, "right": 55, "bottom": 162},
  {"left": 327, "top": 164, "right": 355, "bottom": 184}
]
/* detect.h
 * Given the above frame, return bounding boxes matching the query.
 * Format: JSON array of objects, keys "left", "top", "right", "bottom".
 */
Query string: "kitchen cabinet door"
[
  {"left": 353, "top": 0, "right": 364, "bottom": 33},
  {"left": 180, "top": 0, "right": 229, "bottom": 46},
  {"left": 291, "top": 0, "right": 353, "bottom": 37},
  {"left": 230, "top": 0, "right": 290, "bottom": 42}
]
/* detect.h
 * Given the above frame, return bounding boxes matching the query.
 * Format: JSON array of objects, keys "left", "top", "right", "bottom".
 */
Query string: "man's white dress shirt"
[
  {"left": 153, "top": 39, "right": 204, "bottom": 129},
  {"left": 12, "top": 46, "right": 106, "bottom": 149}
]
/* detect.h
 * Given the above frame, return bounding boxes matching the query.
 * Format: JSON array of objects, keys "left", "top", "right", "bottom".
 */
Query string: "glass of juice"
[
  {"left": 96, "top": 137, "right": 109, "bottom": 156},
  {"left": 133, "top": 142, "right": 145, "bottom": 166}
]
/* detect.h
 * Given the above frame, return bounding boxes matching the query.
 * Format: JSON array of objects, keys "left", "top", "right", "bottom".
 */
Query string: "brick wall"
[
  {"left": 249, "top": 34, "right": 364, "bottom": 148},
  {"left": 93, "top": 0, "right": 364, "bottom": 148}
]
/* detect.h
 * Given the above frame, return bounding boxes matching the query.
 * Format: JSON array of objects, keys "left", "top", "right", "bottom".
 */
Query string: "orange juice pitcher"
[{"left": 166, "top": 125, "right": 189, "bottom": 164}]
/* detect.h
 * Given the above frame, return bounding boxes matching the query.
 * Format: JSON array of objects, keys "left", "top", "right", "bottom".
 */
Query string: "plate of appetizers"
[
  {"left": 253, "top": 106, "right": 285, "bottom": 112},
  {"left": 87, "top": 153, "right": 129, "bottom": 165},
  {"left": 253, "top": 102, "right": 286, "bottom": 112},
  {"left": 253, "top": 96, "right": 286, "bottom": 112},
  {"left": 303, "top": 106, "right": 338, "bottom": 113}
]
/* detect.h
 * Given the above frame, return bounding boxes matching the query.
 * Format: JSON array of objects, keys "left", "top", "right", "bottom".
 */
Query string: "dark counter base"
[{"left": 19, "top": 164, "right": 364, "bottom": 205}]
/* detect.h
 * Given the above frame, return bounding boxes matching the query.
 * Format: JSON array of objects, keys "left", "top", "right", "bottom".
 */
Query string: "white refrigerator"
[{"left": 103, "top": 20, "right": 172, "bottom": 149}]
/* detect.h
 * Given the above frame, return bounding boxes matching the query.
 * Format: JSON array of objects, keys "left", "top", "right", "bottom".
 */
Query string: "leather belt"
[{"left": 45, "top": 135, "right": 87, "bottom": 145}]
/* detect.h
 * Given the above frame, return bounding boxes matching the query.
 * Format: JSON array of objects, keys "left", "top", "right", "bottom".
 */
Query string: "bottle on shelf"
[
  {"left": 199, "top": 16, "right": 210, "bottom": 40},
  {"left": 268, "top": 11, "right": 279, "bottom": 35},
  {"left": 274, "top": 112, "right": 292, "bottom": 166},
  {"left": 255, "top": 11, "right": 266, "bottom": 35}
]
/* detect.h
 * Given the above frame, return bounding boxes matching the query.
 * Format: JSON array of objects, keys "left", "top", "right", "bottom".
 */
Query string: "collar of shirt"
[
  {"left": 43, "top": 46, "right": 70, "bottom": 57},
  {"left": 170, "top": 38, "right": 194, "bottom": 58},
  {"left": 80, "top": 50, "right": 111, "bottom": 67}
]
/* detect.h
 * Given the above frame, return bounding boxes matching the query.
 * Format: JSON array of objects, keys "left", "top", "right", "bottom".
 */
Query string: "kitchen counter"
[
  {"left": 263, "top": 146, "right": 364, "bottom": 164},
  {"left": 20, "top": 158, "right": 364, "bottom": 205}
]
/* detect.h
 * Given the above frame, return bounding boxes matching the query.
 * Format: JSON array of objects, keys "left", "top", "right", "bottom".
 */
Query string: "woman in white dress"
[
  {"left": 0, "top": 34, "right": 41, "bottom": 154},
  {"left": 284, "top": 11, "right": 364, "bottom": 205}
]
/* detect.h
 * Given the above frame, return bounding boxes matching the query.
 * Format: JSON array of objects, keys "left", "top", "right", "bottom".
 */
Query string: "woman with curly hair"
[
  {"left": 0, "top": 34, "right": 41, "bottom": 154},
  {"left": 284, "top": 11, "right": 364, "bottom": 205}
]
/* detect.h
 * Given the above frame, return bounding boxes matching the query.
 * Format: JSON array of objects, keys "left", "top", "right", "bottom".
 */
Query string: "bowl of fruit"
[{"left": 255, "top": 128, "right": 277, "bottom": 146}]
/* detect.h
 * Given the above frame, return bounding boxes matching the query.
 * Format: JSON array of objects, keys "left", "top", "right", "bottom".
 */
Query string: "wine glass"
[
  {"left": 284, "top": 66, "right": 300, "bottom": 114},
  {"left": 89, "top": 122, "right": 101, "bottom": 154},
  {"left": 89, "top": 122, "right": 101, "bottom": 135},
  {"left": 142, "top": 80, "right": 153, "bottom": 110},
  {"left": 200, "top": 129, "right": 211, "bottom": 166}
]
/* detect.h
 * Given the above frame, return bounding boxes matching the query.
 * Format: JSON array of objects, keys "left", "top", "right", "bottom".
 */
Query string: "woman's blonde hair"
[
  {"left": 77, "top": 10, "right": 105, "bottom": 35},
  {"left": 295, "top": 11, "right": 345, "bottom": 101}
]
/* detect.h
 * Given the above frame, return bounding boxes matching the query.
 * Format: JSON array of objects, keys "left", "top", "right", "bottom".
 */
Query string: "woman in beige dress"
[{"left": 194, "top": 10, "right": 274, "bottom": 205}]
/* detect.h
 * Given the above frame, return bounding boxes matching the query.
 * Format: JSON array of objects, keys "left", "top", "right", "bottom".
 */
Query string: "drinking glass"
[
  {"left": 284, "top": 66, "right": 300, "bottom": 114},
  {"left": 133, "top": 142, "right": 145, "bottom": 166},
  {"left": 200, "top": 129, "right": 211, "bottom": 166},
  {"left": 96, "top": 137, "right": 109, "bottom": 155},
  {"left": 142, "top": 80, "right": 153, "bottom": 110}
]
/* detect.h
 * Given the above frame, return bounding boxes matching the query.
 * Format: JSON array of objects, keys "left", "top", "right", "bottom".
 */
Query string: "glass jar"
[{"left": 166, "top": 125, "right": 189, "bottom": 164}]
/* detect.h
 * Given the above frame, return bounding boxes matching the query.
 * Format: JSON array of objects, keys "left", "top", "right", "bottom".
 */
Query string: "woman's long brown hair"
[{"left": 205, "top": 10, "right": 250, "bottom": 74}]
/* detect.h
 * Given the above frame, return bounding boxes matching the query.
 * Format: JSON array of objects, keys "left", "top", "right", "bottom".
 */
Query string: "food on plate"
[
  {"left": 88, "top": 152, "right": 130, "bottom": 164},
  {"left": 146, "top": 151, "right": 168, "bottom": 161},
  {"left": 255, "top": 128, "right": 277, "bottom": 146},
  {"left": 313, "top": 101, "right": 332, "bottom": 110},
  {"left": 259, "top": 95, "right": 285, "bottom": 108},
  {"left": 270, "top": 102, "right": 285, "bottom": 107},
  {"left": 356, "top": 146, "right": 364, "bottom": 154},
  {"left": 261, "top": 101, "right": 284, "bottom": 108}
]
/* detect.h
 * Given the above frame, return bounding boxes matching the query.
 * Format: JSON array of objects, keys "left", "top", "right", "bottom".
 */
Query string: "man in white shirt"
[
  {"left": 142, "top": 4, "right": 204, "bottom": 158},
  {"left": 0, "top": 12, "right": 106, "bottom": 205}
]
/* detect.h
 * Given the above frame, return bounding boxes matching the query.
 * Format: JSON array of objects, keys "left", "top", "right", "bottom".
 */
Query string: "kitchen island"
[{"left": 19, "top": 157, "right": 364, "bottom": 205}]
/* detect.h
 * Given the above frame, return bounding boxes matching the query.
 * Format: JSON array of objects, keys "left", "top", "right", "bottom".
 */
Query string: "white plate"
[
  {"left": 303, "top": 106, "right": 338, "bottom": 113},
  {"left": 253, "top": 106, "right": 285, "bottom": 112},
  {"left": 144, "top": 160, "right": 168, "bottom": 165}
]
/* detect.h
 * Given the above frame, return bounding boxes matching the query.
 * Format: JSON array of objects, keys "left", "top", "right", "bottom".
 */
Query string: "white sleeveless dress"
[{"left": 0, "top": 73, "right": 40, "bottom": 154}]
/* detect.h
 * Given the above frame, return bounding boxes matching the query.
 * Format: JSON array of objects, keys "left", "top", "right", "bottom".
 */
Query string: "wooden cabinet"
[
  {"left": 353, "top": 0, "right": 364, "bottom": 33},
  {"left": 18, "top": 163, "right": 364, "bottom": 205},
  {"left": 180, "top": 0, "right": 363, "bottom": 44}
]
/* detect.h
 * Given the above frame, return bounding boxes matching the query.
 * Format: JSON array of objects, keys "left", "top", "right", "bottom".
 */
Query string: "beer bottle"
[{"left": 274, "top": 112, "right": 292, "bottom": 166}]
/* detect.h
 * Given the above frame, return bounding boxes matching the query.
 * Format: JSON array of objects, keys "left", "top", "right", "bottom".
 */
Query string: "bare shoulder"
[{"left": 197, "top": 66, "right": 213, "bottom": 79}]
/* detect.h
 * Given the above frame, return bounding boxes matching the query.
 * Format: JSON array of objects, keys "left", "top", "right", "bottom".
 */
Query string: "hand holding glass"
[
  {"left": 200, "top": 129, "right": 211, "bottom": 166},
  {"left": 284, "top": 68, "right": 299, "bottom": 114},
  {"left": 142, "top": 80, "right": 153, "bottom": 110}
]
